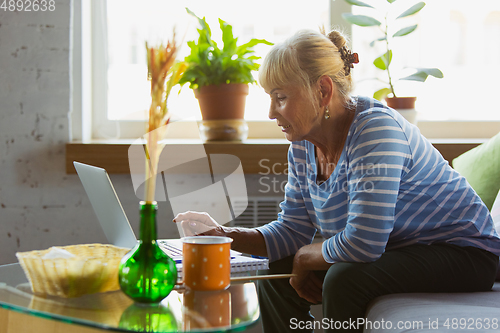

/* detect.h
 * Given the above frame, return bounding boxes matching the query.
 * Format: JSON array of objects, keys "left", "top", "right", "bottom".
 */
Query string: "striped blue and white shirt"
[{"left": 257, "top": 97, "right": 500, "bottom": 263}]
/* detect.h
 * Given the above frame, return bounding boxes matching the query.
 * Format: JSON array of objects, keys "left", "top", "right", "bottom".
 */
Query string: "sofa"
[
  {"left": 363, "top": 134, "right": 500, "bottom": 332},
  {"left": 364, "top": 283, "right": 500, "bottom": 332}
]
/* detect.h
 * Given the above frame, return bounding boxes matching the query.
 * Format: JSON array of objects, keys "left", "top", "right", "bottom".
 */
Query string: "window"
[
  {"left": 350, "top": 0, "right": 500, "bottom": 121},
  {"left": 74, "top": 0, "right": 329, "bottom": 140},
  {"left": 72, "top": 0, "right": 500, "bottom": 141},
  {"left": 106, "top": 0, "right": 329, "bottom": 122},
  {"left": 484, "top": 11, "right": 500, "bottom": 65}
]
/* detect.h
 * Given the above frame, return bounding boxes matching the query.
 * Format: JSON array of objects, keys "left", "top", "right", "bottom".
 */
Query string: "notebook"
[{"left": 73, "top": 161, "right": 269, "bottom": 273}]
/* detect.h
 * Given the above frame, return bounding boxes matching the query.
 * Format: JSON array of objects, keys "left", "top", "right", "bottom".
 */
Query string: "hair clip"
[
  {"left": 339, "top": 46, "right": 359, "bottom": 75},
  {"left": 350, "top": 53, "right": 359, "bottom": 65}
]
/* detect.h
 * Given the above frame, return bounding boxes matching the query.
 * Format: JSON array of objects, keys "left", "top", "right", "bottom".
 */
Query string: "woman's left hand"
[
  {"left": 290, "top": 264, "right": 323, "bottom": 304},
  {"left": 289, "top": 243, "right": 331, "bottom": 304}
]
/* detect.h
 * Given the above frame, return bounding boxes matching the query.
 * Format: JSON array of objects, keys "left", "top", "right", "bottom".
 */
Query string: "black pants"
[{"left": 257, "top": 243, "right": 498, "bottom": 332}]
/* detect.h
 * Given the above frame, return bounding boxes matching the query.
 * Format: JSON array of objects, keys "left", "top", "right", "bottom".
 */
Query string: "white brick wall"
[
  {"left": 0, "top": 0, "right": 172, "bottom": 265},
  {"left": 0, "top": 1, "right": 286, "bottom": 265},
  {"left": 0, "top": 3, "right": 287, "bottom": 329}
]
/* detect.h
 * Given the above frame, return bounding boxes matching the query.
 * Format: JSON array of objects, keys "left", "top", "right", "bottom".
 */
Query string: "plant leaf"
[
  {"left": 342, "top": 13, "right": 381, "bottom": 27},
  {"left": 393, "top": 24, "right": 418, "bottom": 37},
  {"left": 180, "top": 9, "right": 273, "bottom": 88},
  {"left": 396, "top": 2, "right": 425, "bottom": 19},
  {"left": 236, "top": 38, "right": 273, "bottom": 57},
  {"left": 387, "top": 0, "right": 397, "bottom": 3},
  {"left": 373, "top": 50, "right": 392, "bottom": 70},
  {"left": 400, "top": 71, "right": 427, "bottom": 82},
  {"left": 344, "top": 0, "right": 374, "bottom": 8},
  {"left": 422, "top": 67, "right": 444, "bottom": 78},
  {"left": 400, "top": 68, "right": 444, "bottom": 82},
  {"left": 370, "top": 36, "right": 387, "bottom": 47},
  {"left": 220, "top": 19, "right": 237, "bottom": 55},
  {"left": 186, "top": 8, "right": 218, "bottom": 51},
  {"left": 239, "top": 38, "right": 273, "bottom": 50},
  {"left": 373, "top": 87, "right": 392, "bottom": 101}
]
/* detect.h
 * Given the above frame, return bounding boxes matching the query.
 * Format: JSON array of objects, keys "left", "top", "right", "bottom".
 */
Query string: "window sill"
[{"left": 65, "top": 138, "right": 485, "bottom": 175}]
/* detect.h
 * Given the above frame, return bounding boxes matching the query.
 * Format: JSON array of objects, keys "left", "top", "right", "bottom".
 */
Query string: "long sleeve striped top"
[{"left": 257, "top": 96, "right": 500, "bottom": 263}]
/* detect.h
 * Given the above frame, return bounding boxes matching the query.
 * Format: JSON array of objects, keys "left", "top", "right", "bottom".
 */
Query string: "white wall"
[
  {"left": 0, "top": 5, "right": 292, "bottom": 331},
  {"left": 0, "top": 1, "right": 286, "bottom": 265},
  {"left": 0, "top": 0, "right": 181, "bottom": 265}
]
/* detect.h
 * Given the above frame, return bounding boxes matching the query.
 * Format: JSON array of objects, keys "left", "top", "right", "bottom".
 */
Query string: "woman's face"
[{"left": 267, "top": 84, "right": 321, "bottom": 142}]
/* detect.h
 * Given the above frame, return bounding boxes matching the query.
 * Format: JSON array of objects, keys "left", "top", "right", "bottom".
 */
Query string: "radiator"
[{"left": 230, "top": 196, "right": 282, "bottom": 228}]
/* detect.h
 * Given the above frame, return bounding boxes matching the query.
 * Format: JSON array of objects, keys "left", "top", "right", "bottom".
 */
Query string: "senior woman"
[{"left": 174, "top": 29, "right": 500, "bottom": 332}]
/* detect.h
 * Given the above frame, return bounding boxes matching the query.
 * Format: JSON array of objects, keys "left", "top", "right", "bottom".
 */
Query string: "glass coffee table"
[{"left": 0, "top": 263, "right": 260, "bottom": 332}]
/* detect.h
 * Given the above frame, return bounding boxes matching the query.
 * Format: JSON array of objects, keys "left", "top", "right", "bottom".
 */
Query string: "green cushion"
[
  {"left": 452, "top": 132, "right": 500, "bottom": 211},
  {"left": 489, "top": 190, "right": 500, "bottom": 280}
]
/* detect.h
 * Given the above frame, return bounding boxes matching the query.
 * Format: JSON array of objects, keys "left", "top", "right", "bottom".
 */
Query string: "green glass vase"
[{"left": 118, "top": 201, "right": 177, "bottom": 304}]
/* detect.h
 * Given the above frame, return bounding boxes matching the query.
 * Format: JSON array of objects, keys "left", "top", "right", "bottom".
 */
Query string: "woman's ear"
[{"left": 318, "top": 75, "right": 334, "bottom": 107}]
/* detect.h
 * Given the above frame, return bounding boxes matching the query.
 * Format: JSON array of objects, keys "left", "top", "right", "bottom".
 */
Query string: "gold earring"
[{"left": 324, "top": 107, "right": 330, "bottom": 119}]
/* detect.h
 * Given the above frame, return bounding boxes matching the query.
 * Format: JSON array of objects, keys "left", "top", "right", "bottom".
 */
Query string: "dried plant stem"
[
  {"left": 143, "top": 36, "right": 180, "bottom": 203},
  {"left": 145, "top": 129, "right": 163, "bottom": 204}
]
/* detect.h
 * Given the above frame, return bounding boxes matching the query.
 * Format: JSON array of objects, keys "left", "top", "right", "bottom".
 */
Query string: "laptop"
[
  {"left": 74, "top": 161, "right": 269, "bottom": 275},
  {"left": 73, "top": 161, "right": 243, "bottom": 263}
]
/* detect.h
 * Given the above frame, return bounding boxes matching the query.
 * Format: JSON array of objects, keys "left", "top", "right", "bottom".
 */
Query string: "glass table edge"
[
  {"left": 0, "top": 298, "right": 260, "bottom": 333},
  {"left": 0, "top": 262, "right": 261, "bottom": 333}
]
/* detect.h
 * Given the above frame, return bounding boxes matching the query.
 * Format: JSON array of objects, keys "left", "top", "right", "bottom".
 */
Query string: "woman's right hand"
[{"left": 173, "top": 211, "right": 226, "bottom": 237}]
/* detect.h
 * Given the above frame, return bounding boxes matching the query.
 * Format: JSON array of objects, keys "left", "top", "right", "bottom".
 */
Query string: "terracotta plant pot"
[
  {"left": 194, "top": 83, "right": 249, "bottom": 120},
  {"left": 385, "top": 96, "right": 416, "bottom": 109},
  {"left": 385, "top": 96, "right": 418, "bottom": 125},
  {"left": 194, "top": 83, "right": 249, "bottom": 141}
]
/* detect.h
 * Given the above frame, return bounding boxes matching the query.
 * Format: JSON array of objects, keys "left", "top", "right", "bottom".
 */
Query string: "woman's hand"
[
  {"left": 290, "top": 260, "right": 324, "bottom": 304},
  {"left": 173, "top": 211, "right": 268, "bottom": 257},
  {"left": 173, "top": 211, "right": 226, "bottom": 237},
  {"left": 289, "top": 243, "right": 331, "bottom": 304}
]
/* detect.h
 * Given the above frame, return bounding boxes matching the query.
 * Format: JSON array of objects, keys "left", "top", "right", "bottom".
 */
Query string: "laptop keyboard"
[{"left": 158, "top": 240, "right": 183, "bottom": 258}]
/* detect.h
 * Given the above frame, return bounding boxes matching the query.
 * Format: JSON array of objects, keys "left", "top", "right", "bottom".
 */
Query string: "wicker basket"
[{"left": 16, "top": 244, "right": 130, "bottom": 298}]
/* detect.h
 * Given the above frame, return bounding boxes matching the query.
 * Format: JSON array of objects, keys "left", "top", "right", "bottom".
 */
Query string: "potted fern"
[
  {"left": 342, "top": 0, "right": 443, "bottom": 123},
  {"left": 179, "top": 8, "right": 273, "bottom": 141}
]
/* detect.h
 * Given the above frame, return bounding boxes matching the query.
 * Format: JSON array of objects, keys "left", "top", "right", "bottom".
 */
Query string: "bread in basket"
[{"left": 16, "top": 244, "right": 130, "bottom": 298}]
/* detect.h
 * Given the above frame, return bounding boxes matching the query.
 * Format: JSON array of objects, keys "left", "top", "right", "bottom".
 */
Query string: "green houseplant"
[
  {"left": 179, "top": 8, "right": 272, "bottom": 141},
  {"left": 342, "top": 0, "right": 443, "bottom": 122}
]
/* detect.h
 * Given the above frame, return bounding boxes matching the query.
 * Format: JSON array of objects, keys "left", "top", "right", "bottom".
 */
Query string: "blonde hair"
[{"left": 258, "top": 28, "right": 353, "bottom": 106}]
